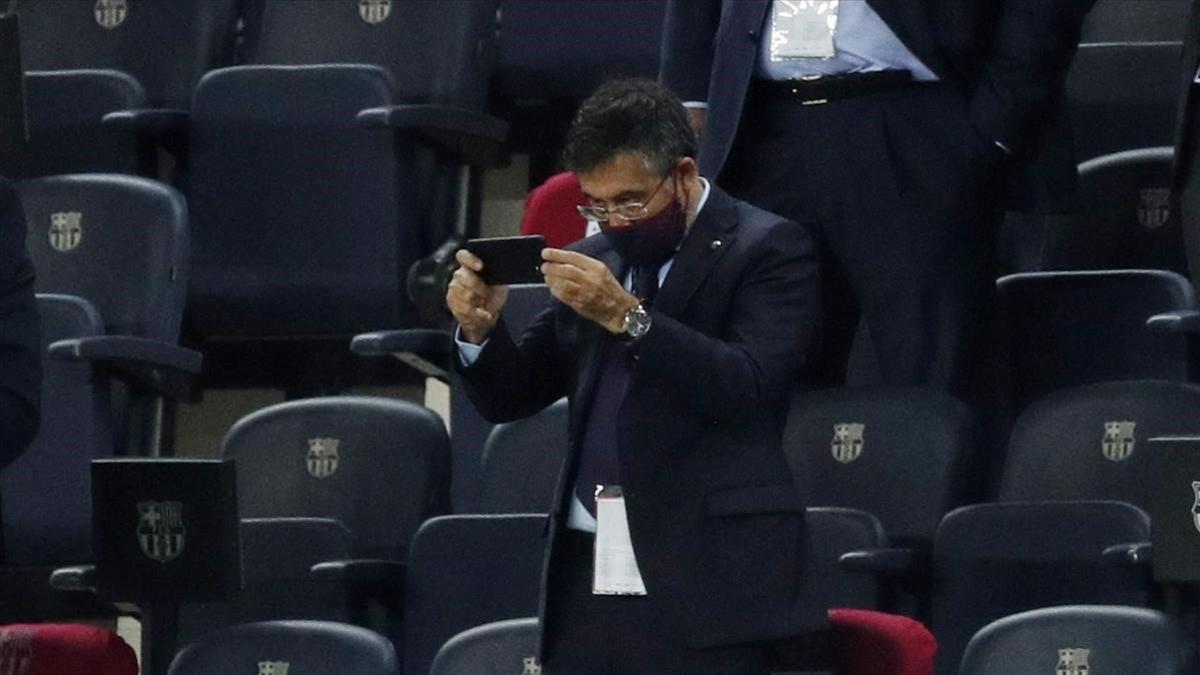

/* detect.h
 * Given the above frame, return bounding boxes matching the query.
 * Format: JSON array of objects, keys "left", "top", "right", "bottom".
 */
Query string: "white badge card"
[
  {"left": 592, "top": 486, "right": 648, "bottom": 596},
  {"left": 769, "top": 0, "right": 839, "bottom": 60}
]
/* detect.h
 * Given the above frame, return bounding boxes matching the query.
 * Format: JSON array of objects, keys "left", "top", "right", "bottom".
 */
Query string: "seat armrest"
[
  {"left": 1146, "top": 310, "right": 1200, "bottom": 334},
  {"left": 311, "top": 559, "right": 406, "bottom": 599},
  {"left": 1102, "top": 541, "right": 1152, "bottom": 567},
  {"left": 49, "top": 565, "right": 97, "bottom": 593},
  {"left": 101, "top": 108, "right": 189, "bottom": 152},
  {"left": 48, "top": 336, "right": 202, "bottom": 398},
  {"left": 837, "top": 547, "right": 926, "bottom": 576},
  {"left": 357, "top": 105, "right": 509, "bottom": 167},
  {"left": 350, "top": 329, "right": 453, "bottom": 379}
]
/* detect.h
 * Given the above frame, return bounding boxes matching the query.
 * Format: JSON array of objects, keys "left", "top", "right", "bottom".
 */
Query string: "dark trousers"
[
  {"left": 721, "top": 81, "right": 1003, "bottom": 400},
  {"left": 541, "top": 530, "right": 771, "bottom": 674}
]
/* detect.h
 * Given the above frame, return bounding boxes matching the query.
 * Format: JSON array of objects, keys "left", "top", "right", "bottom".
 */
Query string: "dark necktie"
[{"left": 573, "top": 264, "right": 660, "bottom": 517}]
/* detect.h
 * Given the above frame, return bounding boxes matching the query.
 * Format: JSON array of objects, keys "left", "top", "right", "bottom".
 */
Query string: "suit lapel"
[{"left": 653, "top": 185, "right": 739, "bottom": 318}]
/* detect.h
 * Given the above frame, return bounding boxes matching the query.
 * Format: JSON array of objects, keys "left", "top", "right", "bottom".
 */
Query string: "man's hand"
[
  {"left": 447, "top": 249, "right": 509, "bottom": 344},
  {"left": 541, "top": 249, "right": 639, "bottom": 334}
]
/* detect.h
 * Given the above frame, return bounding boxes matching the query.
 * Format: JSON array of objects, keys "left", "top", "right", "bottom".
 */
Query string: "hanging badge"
[
  {"left": 769, "top": 0, "right": 839, "bottom": 60},
  {"left": 592, "top": 485, "right": 647, "bottom": 596}
]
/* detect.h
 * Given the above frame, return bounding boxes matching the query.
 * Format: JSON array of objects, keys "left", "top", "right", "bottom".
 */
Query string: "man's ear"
[{"left": 677, "top": 156, "right": 699, "bottom": 182}]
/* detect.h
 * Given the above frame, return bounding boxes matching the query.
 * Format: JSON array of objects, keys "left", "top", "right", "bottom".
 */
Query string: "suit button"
[{"left": 747, "top": 29, "right": 758, "bottom": 40}]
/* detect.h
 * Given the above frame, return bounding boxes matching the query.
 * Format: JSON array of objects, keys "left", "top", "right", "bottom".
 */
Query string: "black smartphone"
[{"left": 464, "top": 235, "right": 547, "bottom": 285}]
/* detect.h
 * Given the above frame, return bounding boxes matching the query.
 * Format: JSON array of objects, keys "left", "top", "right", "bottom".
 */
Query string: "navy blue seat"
[
  {"left": 1079, "top": 0, "right": 1191, "bottom": 43},
  {"left": 929, "top": 502, "right": 1153, "bottom": 675},
  {"left": 477, "top": 397, "right": 567, "bottom": 514},
  {"left": 429, "top": 617, "right": 539, "bottom": 675},
  {"left": 960, "top": 606, "right": 1194, "bottom": 675},
  {"left": 803, "top": 508, "right": 889, "bottom": 612},
  {"left": 168, "top": 620, "right": 399, "bottom": 675},
  {"left": 1000, "top": 380, "right": 1200, "bottom": 510},
  {"left": 995, "top": 270, "right": 1194, "bottom": 415},
  {"left": 16, "top": 174, "right": 200, "bottom": 455}
]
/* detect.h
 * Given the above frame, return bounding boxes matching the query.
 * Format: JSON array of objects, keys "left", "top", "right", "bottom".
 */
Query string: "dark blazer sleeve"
[
  {"left": 0, "top": 178, "right": 41, "bottom": 463},
  {"left": 659, "top": 0, "right": 721, "bottom": 102},
  {"left": 968, "top": 0, "right": 1096, "bottom": 152}
]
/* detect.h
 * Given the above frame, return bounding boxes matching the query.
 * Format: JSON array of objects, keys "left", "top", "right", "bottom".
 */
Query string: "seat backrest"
[
  {"left": 0, "top": 623, "right": 138, "bottom": 675},
  {"left": 519, "top": 172, "right": 591, "bottom": 250},
  {"left": 995, "top": 270, "right": 1193, "bottom": 411},
  {"left": 241, "top": 0, "right": 496, "bottom": 110},
  {"left": 1050, "top": 147, "right": 1187, "bottom": 273},
  {"left": 1080, "top": 0, "right": 1190, "bottom": 42},
  {"left": 11, "top": 0, "right": 238, "bottom": 107},
  {"left": 783, "top": 387, "right": 974, "bottom": 547},
  {"left": 960, "top": 605, "right": 1194, "bottom": 675},
  {"left": 167, "top": 620, "right": 398, "bottom": 675},
  {"left": 17, "top": 174, "right": 189, "bottom": 342},
  {"left": 478, "top": 398, "right": 567, "bottom": 513},
  {"left": 999, "top": 380, "right": 1200, "bottom": 508},
  {"left": 8, "top": 70, "right": 145, "bottom": 179},
  {"left": 187, "top": 64, "right": 413, "bottom": 338},
  {"left": 176, "top": 517, "right": 355, "bottom": 644},
  {"left": 0, "top": 294, "right": 109, "bottom": 565},
  {"left": 931, "top": 501, "right": 1152, "bottom": 675},
  {"left": 803, "top": 508, "right": 888, "bottom": 611},
  {"left": 429, "top": 617, "right": 540, "bottom": 675},
  {"left": 403, "top": 514, "right": 545, "bottom": 675},
  {"left": 222, "top": 396, "right": 449, "bottom": 559}
]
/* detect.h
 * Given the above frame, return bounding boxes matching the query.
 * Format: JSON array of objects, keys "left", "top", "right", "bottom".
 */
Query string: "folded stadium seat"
[
  {"left": 519, "top": 172, "right": 593, "bottom": 249},
  {"left": 427, "top": 617, "right": 540, "bottom": 675},
  {"left": 0, "top": 622, "right": 138, "bottom": 675},
  {"left": 167, "top": 620, "right": 398, "bottom": 675},
  {"left": 959, "top": 605, "right": 1194, "bottom": 675},
  {"left": 927, "top": 501, "right": 1153, "bottom": 675},
  {"left": 994, "top": 270, "right": 1194, "bottom": 418},
  {"left": 188, "top": 0, "right": 506, "bottom": 394},
  {"left": 16, "top": 174, "right": 201, "bottom": 456},
  {"left": 494, "top": 0, "right": 667, "bottom": 184},
  {"left": 476, "top": 398, "right": 568, "bottom": 514}
]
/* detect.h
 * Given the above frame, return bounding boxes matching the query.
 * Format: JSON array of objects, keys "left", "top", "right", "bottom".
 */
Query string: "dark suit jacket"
[
  {"left": 1174, "top": 0, "right": 1200, "bottom": 191},
  {"left": 661, "top": 0, "right": 1096, "bottom": 212},
  {"left": 0, "top": 177, "right": 40, "bottom": 463},
  {"left": 458, "top": 185, "right": 823, "bottom": 649}
]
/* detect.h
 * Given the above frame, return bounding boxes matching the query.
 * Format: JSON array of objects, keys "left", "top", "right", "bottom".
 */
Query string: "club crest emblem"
[
  {"left": 48, "top": 212, "right": 83, "bottom": 252},
  {"left": 1101, "top": 421, "right": 1136, "bottom": 462},
  {"left": 1137, "top": 187, "right": 1171, "bottom": 229},
  {"left": 1056, "top": 647, "right": 1090, "bottom": 675},
  {"left": 306, "top": 437, "right": 340, "bottom": 479},
  {"left": 522, "top": 656, "right": 542, "bottom": 675},
  {"left": 1191, "top": 481, "right": 1200, "bottom": 535},
  {"left": 358, "top": 0, "right": 391, "bottom": 24},
  {"left": 94, "top": 0, "right": 128, "bottom": 29},
  {"left": 136, "top": 501, "right": 185, "bottom": 563},
  {"left": 0, "top": 629, "right": 33, "bottom": 675},
  {"left": 258, "top": 662, "right": 290, "bottom": 675},
  {"left": 831, "top": 423, "right": 865, "bottom": 464}
]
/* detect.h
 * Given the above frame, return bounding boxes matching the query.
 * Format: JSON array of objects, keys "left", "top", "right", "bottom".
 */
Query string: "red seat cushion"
[
  {"left": 829, "top": 608, "right": 937, "bottom": 675},
  {"left": 0, "top": 623, "right": 138, "bottom": 675},
  {"left": 519, "top": 172, "right": 590, "bottom": 249}
]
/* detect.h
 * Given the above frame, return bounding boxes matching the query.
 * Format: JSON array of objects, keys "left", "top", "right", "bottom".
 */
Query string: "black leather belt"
[{"left": 753, "top": 69, "right": 913, "bottom": 105}]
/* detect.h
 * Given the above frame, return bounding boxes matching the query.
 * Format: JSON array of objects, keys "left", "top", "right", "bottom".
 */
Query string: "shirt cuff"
[
  {"left": 454, "top": 326, "right": 487, "bottom": 366},
  {"left": 682, "top": 101, "right": 709, "bottom": 109}
]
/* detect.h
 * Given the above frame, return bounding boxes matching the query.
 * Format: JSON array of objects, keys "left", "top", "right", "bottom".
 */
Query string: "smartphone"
[{"left": 464, "top": 235, "right": 547, "bottom": 285}]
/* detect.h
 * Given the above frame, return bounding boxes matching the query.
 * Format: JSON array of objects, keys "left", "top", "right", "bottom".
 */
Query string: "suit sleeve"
[
  {"left": 659, "top": 0, "right": 721, "bottom": 102},
  {"left": 968, "top": 0, "right": 1096, "bottom": 152},
  {"left": 0, "top": 179, "right": 41, "bottom": 464},
  {"left": 632, "top": 218, "right": 817, "bottom": 425}
]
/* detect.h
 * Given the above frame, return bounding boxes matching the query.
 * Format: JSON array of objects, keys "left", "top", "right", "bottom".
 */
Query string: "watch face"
[{"left": 626, "top": 305, "right": 651, "bottom": 338}]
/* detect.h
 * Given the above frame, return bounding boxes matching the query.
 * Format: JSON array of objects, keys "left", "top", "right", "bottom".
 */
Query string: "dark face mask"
[{"left": 600, "top": 176, "right": 688, "bottom": 268}]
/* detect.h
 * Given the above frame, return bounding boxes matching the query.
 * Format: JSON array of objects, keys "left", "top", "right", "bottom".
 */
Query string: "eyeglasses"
[{"left": 576, "top": 172, "right": 672, "bottom": 224}]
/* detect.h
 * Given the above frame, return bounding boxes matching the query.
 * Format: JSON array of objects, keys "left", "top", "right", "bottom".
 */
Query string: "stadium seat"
[
  {"left": 928, "top": 501, "right": 1153, "bottom": 675},
  {"left": 999, "top": 380, "right": 1200, "bottom": 509},
  {"left": 804, "top": 508, "right": 891, "bottom": 612},
  {"left": 167, "top": 620, "right": 398, "bottom": 675},
  {"left": 16, "top": 174, "right": 200, "bottom": 455},
  {"left": 995, "top": 270, "right": 1194, "bottom": 415},
  {"left": 1079, "top": 0, "right": 1191, "bottom": 43},
  {"left": 477, "top": 397, "right": 568, "bottom": 514},
  {"left": 519, "top": 172, "right": 593, "bottom": 249},
  {"left": 428, "top": 617, "right": 540, "bottom": 675},
  {"left": 783, "top": 387, "right": 976, "bottom": 549},
  {"left": 0, "top": 622, "right": 138, "bottom": 675},
  {"left": 959, "top": 605, "right": 1194, "bottom": 675}
]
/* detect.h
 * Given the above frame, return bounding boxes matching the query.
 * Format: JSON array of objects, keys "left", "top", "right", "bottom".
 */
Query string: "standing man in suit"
[
  {"left": 1177, "top": 0, "right": 1200, "bottom": 279},
  {"left": 448, "top": 79, "right": 823, "bottom": 673},
  {"left": 0, "top": 177, "right": 40, "bottom": 462},
  {"left": 661, "top": 0, "right": 1095, "bottom": 397}
]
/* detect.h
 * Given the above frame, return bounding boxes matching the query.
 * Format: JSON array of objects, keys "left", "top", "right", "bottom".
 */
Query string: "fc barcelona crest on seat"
[
  {"left": 136, "top": 501, "right": 185, "bottom": 563},
  {"left": 1056, "top": 647, "right": 1090, "bottom": 675},
  {"left": 1101, "top": 421, "right": 1136, "bottom": 462},
  {"left": 258, "top": 661, "right": 290, "bottom": 675},
  {"left": 1137, "top": 187, "right": 1171, "bottom": 229},
  {"left": 1191, "top": 481, "right": 1200, "bottom": 535},
  {"left": 522, "top": 656, "right": 542, "bottom": 675},
  {"left": 306, "top": 437, "right": 340, "bottom": 479},
  {"left": 49, "top": 211, "right": 83, "bottom": 252},
  {"left": 359, "top": 0, "right": 391, "bottom": 24},
  {"left": 831, "top": 423, "right": 865, "bottom": 464},
  {"left": 94, "top": 0, "right": 128, "bottom": 30}
]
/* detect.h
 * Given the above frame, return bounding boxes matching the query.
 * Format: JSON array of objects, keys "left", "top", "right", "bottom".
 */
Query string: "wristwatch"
[{"left": 618, "top": 303, "right": 652, "bottom": 343}]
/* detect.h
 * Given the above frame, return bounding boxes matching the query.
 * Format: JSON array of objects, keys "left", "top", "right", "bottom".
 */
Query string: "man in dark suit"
[
  {"left": 447, "top": 79, "right": 822, "bottom": 673},
  {"left": 661, "top": 0, "right": 1095, "bottom": 397},
  {"left": 1177, "top": 0, "right": 1200, "bottom": 278},
  {"left": 0, "top": 177, "right": 40, "bottom": 462}
]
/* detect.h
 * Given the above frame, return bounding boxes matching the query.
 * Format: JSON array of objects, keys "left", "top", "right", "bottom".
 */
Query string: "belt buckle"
[{"left": 792, "top": 74, "right": 828, "bottom": 105}]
